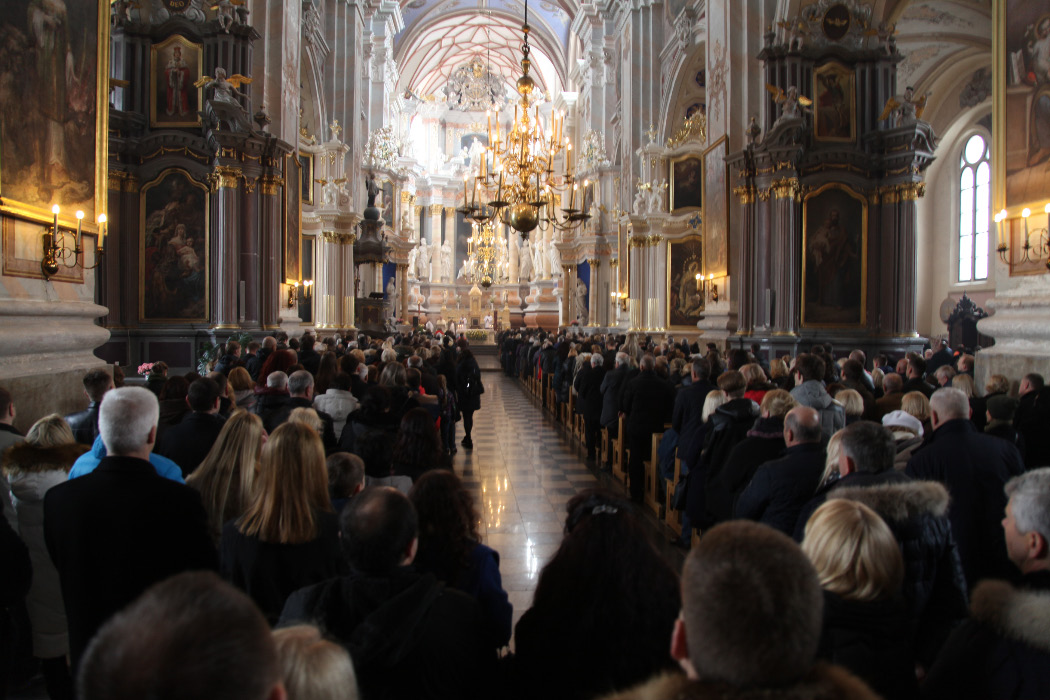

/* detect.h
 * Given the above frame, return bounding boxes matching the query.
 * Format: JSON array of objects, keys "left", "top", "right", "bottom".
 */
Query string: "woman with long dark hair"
[
  {"left": 340, "top": 386, "right": 399, "bottom": 477},
  {"left": 455, "top": 347, "right": 482, "bottom": 449},
  {"left": 313, "top": 351, "right": 338, "bottom": 397},
  {"left": 409, "top": 470, "right": 511, "bottom": 648},
  {"left": 391, "top": 407, "right": 447, "bottom": 480},
  {"left": 220, "top": 422, "right": 344, "bottom": 623},
  {"left": 509, "top": 490, "right": 680, "bottom": 700}
]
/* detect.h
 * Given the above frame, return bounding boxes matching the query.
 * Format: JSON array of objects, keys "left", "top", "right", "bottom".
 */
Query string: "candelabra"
[
  {"left": 995, "top": 204, "right": 1050, "bottom": 270},
  {"left": 466, "top": 222, "right": 498, "bottom": 288},
  {"left": 41, "top": 205, "right": 106, "bottom": 280},
  {"left": 288, "top": 279, "right": 313, "bottom": 307}
]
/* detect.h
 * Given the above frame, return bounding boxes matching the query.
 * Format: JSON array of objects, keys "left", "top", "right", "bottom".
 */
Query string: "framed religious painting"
[
  {"left": 703, "top": 135, "right": 729, "bottom": 278},
  {"left": 299, "top": 153, "right": 314, "bottom": 206},
  {"left": 666, "top": 235, "right": 705, "bottom": 329},
  {"left": 813, "top": 61, "right": 855, "bottom": 142},
  {"left": 802, "top": 184, "right": 867, "bottom": 327},
  {"left": 283, "top": 155, "right": 301, "bottom": 283},
  {"left": 139, "top": 169, "right": 209, "bottom": 322},
  {"left": 670, "top": 155, "right": 703, "bottom": 213},
  {"left": 149, "top": 34, "right": 203, "bottom": 128},
  {"left": 0, "top": 0, "right": 110, "bottom": 231},
  {"left": 995, "top": 3, "right": 1050, "bottom": 216}
]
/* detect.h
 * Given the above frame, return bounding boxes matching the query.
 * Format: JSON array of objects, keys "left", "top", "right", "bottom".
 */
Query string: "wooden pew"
[
  {"left": 663, "top": 457, "right": 683, "bottom": 537},
  {"left": 599, "top": 427, "right": 610, "bottom": 466},
  {"left": 612, "top": 415, "right": 627, "bottom": 486},
  {"left": 642, "top": 425, "right": 672, "bottom": 519}
]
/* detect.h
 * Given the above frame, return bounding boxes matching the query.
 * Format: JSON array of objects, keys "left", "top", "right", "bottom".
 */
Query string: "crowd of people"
[{"left": 0, "top": 326, "right": 1047, "bottom": 700}]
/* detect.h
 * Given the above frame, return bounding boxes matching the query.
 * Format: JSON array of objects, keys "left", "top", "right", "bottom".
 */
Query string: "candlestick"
[
  {"left": 1023, "top": 207, "right": 1031, "bottom": 238},
  {"left": 52, "top": 204, "right": 59, "bottom": 236},
  {"left": 75, "top": 210, "right": 84, "bottom": 248},
  {"left": 98, "top": 214, "right": 107, "bottom": 248}
]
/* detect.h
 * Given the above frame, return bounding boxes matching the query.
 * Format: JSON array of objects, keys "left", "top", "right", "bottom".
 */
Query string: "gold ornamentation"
[
  {"left": 628, "top": 235, "right": 649, "bottom": 248},
  {"left": 771, "top": 177, "right": 802, "bottom": 201},
  {"left": 243, "top": 177, "right": 257, "bottom": 194},
  {"left": 587, "top": 258, "right": 601, "bottom": 267},
  {"left": 208, "top": 165, "right": 242, "bottom": 191},
  {"left": 428, "top": 204, "right": 444, "bottom": 216},
  {"left": 666, "top": 110, "right": 707, "bottom": 148},
  {"left": 734, "top": 185, "right": 756, "bottom": 204},
  {"left": 321, "top": 231, "right": 355, "bottom": 244},
  {"left": 260, "top": 176, "right": 284, "bottom": 196}
]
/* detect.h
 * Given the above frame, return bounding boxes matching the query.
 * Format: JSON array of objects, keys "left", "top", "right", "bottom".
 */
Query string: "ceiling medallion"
[{"left": 445, "top": 56, "right": 508, "bottom": 113}]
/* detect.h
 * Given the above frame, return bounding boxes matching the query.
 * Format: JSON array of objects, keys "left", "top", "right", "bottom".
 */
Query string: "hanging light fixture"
[
  {"left": 457, "top": 0, "right": 588, "bottom": 239},
  {"left": 466, "top": 221, "right": 499, "bottom": 288}
]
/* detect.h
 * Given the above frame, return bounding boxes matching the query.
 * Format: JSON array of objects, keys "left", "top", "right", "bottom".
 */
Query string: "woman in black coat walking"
[{"left": 456, "top": 346, "right": 483, "bottom": 449}]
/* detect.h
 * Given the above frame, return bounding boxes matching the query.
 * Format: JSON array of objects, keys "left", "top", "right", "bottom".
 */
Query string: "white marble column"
[
  {"left": 587, "top": 259, "right": 601, "bottom": 327},
  {"left": 428, "top": 203, "right": 443, "bottom": 281}
]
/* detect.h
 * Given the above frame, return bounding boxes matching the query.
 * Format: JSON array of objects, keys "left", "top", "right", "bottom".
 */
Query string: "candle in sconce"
[
  {"left": 51, "top": 204, "right": 59, "bottom": 235},
  {"left": 75, "top": 210, "right": 84, "bottom": 247},
  {"left": 98, "top": 214, "right": 107, "bottom": 247},
  {"left": 1023, "top": 207, "right": 1031, "bottom": 238}
]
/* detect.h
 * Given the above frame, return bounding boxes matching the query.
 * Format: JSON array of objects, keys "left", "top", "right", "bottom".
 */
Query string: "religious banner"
[
  {"left": 140, "top": 169, "right": 208, "bottom": 322},
  {"left": 802, "top": 184, "right": 867, "bottom": 327},
  {"left": 996, "top": 3, "right": 1050, "bottom": 211},
  {"left": 150, "top": 34, "right": 202, "bottom": 128},
  {"left": 0, "top": 0, "right": 109, "bottom": 228},
  {"left": 667, "top": 235, "right": 705, "bottom": 329}
]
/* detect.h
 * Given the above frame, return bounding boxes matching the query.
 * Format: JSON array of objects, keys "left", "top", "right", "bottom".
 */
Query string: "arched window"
[{"left": 958, "top": 133, "right": 990, "bottom": 282}]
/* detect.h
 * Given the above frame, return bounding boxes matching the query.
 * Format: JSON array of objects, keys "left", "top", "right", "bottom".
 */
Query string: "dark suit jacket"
[
  {"left": 64, "top": 402, "right": 101, "bottom": 446},
  {"left": 671, "top": 379, "right": 717, "bottom": 466},
  {"left": 274, "top": 397, "right": 338, "bottom": 453},
  {"left": 735, "top": 442, "right": 826, "bottom": 536},
  {"left": 44, "top": 455, "right": 217, "bottom": 670},
  {"left": 155, "top": 412, "right": 227, "bottom": 477},
  {"left": 902, "top": 376, "right": 936, "bottom": 398},
  {"left": 621, "top": 370, "right": 675, "bottom": 438},
  {"left": 577, "top": 365, "right": 607, "bottom": 423}
]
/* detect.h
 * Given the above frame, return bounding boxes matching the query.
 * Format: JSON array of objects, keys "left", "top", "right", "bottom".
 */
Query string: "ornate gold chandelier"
[
  {"left": 466, "top": 221, "right": 499, "bottom": 288},
  {"left": 458, "top": 0, "right": 588, "bottom": 238}
]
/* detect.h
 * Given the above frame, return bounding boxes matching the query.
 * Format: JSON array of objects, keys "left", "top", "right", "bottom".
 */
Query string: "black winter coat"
[
  {"left": 620, "top": 370, "right": 675, "bottom": 437},
  {"left": 923, "top": 571, "right": 1050, "bottom": 700},
  {"left": 155, "top": 411, "right": 227, "bottom": 477},
  {"left": 704, "top": 416, "right": 785, "bottom": 525},
  {"left": 599, "top": 367, "right": 628, "bottom": 428},
  {"left": 817, "top": 591, "right": 919, "bottom": 700},
  {"left": 810, "top": 473, "right": 969, "bottom": 666},
  {"left": 577, "top": 365, "right": 607, "bottom": 424},
  {"left": 456, "top": 356, "right": 483, "bottom": 413},
  {"left": 686, "top": 397, "right": 758, "bottom": 530},
  {"left": 735, "top": 442, "right": 826, "bottom": 535},
  {"left": 671, "top": 379, "right": 717, "bottom": 467},
  {"left": 1015, "top": 386, "right": 1050, "bottom": 468},
  {"left": 63, "top": 402, "right": 101, "bottom": 446},
  {"left": 906, "top": 419, "right": 1025, "bottom": 589},
  {"left": 280, "top": 568, "right": 492, "bottom": 700}
]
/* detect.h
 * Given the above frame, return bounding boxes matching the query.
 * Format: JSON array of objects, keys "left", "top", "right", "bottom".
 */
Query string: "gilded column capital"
[
  {"left": 628, "top": 235, "right": 648, "bottom": 248},
  {"left": 733, "top": 184, "right": 755, "bottom": 205},
  {"left": 587, "top": 258, "right": 601, "bottom": 267},
  {"left": 427, "top": 204, "right": 444, "bottom": 216},
  {"left": 771, "top": 177, "right": 802, "bottom": 201},
  {"left": 208, "top": 165, "right": 243, "bottom": 191},
  {"left": 260, "top": 175, "right": 284, "bottom": 196},
  {"left": 321, "top": 231, "right": 356, "bottom": 245}
]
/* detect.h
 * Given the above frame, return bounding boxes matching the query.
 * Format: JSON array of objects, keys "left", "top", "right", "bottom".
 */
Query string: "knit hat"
[
  {"left": 882, "top": 410, "right": 924, "bottom": 437},
  {"left": 986, "top": 394, "right": 1019, "bottom": 422}
]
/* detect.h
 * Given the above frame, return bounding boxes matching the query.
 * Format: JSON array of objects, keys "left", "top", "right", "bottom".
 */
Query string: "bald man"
[{"left": 734, "top": 406, "right": 826, "bottom": 535}]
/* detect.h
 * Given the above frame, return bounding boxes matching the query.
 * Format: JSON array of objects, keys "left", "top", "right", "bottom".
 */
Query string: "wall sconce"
[
  {"left": 609, "top": 290, "right": 628, "bottom": 312},
  {"left": 287, "top": 279, "right": 314, "bottom": 307},
  {"left": 996, "top": 204, "right": 1050, "bottom": 270},
  {"left": 41, "top": 205, "right": 106, "bottom": 280}
]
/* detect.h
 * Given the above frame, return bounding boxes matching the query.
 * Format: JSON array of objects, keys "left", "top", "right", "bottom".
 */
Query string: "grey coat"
[{"left": 790, "top": 381, "right": 845, "bottom": 438}]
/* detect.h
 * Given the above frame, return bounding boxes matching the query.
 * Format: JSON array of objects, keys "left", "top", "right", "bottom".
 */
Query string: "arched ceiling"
[{"left": 394, "top": 1, "right": 576, "bottom": 106}]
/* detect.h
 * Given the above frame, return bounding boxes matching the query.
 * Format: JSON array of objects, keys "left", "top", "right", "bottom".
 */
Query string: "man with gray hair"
[
  {"left": 44, "top": 387, "right": 216, "bottom": 672},
  {"left": 274, "top": 369, "right": 337, "bottom": 452},
  {"left": 922, "top": 468, "right": 1050, "bottom": 697},
  {"left": 907, "top": 387, "right": 1025, "bottom": 589},
  {"left": 253, "top": 370, "right": 290, "bottom": 433}
]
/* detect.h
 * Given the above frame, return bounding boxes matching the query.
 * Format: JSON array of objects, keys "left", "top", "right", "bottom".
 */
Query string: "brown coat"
[
  {"left": 600, "top": 665, "right": 881, "bottom": 700},
  {"left": 875, "top": 391, "right": 904, "bottom": 420}
]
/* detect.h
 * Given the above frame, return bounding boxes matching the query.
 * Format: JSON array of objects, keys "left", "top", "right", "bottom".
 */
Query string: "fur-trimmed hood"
[
  {"left": 602, "top": 664, "right": 881, "bottom": 700},
  {"left": 829, "top": 479, "right": 949, "bottom": 523},
  {"left": 3, "top": 442, "right": 87, "bottom": 476},
  {"left": 971, "top": 578, "right": 1050, "bottom": 655}
]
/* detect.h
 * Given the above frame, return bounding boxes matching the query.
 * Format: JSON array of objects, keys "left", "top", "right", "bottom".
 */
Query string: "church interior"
[{"left": 0, "top": 0, "right": 1047, "bottom": 424}]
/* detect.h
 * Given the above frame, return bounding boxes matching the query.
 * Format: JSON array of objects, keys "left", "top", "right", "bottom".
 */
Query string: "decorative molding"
[
  {"left": 208, "top": 165, "right": 243, "bottom": 191},
  {"left": 427, "top": 204, "right": 444, "bottom": 215},
  {"left": 260, "top": 176, "right": 284, "bottom": 196},
  {"left": 321, "top": 231, "right": 355, "bottom": 245},
  {"left": 771, "top": 177, "right": 802, "bottom": 201},
  {"left": 734, "top": 184, "right": 756, "bottom": 204}
]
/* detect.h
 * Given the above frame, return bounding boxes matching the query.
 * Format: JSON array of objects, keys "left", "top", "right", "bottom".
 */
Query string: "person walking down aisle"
[{"left": 456, "top": 344, "right": 483, "bottom": 450}]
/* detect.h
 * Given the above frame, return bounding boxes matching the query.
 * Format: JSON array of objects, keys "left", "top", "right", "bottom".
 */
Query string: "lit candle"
[
  {"left": 97, "top": 214, "right": 107, "bottom": 248},
  {"left": 463, "top": 175, "right": 468, "bottom": 202},
  {"left": 52, "top": 204, "right": 59, "bottom": 235},
  {"left": 75, "top": 210, "right": 84, "bottom": 247},
  {"left": 1023, "top": 207, "right": 1031, "bottom": 238},
  {"left": 570, "top": 182, "right": 577, "bottom": 210},
  {"left": 1045, "top": 203, "right": 1050, "bottom": 233},
  {"left": 487, "top": 110, "right": 492, "bottom": 142}
]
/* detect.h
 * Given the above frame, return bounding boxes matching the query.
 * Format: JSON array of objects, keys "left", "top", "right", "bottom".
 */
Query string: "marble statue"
[
  {"left": 417, "top": 239, "right": 431, "bottom": 280},
  {"left": 196, "top": 68, "right": 252, "bottom": 131},
  {"left": 214, "top": 0, "right": 237, "bottom": 32},
  {"left": 385, "top": 277, "right": 395, "bottom": 299},
  {"left": 401, "top": 207, "right": 414, "bottom": 235},
  {"left": 575, "top": 281, "right": 588, "bottom": 324},
  {"left": 588, "top": 201, "right": 601, "bottom": 233},
  {"left": 633, "top": 181, "right": 650, "bottom": 214},
  {"left": 878, "top": 86, "right": 930, "bottom": 127},
  {"left": 501, "top": 290, "right": 509, "bottom": 307},
  {"left": 519, "top": 239, "right": 533, "bottom": 281},
  {"left": 766, "top": 84, "right": 812, "bottom": 124},
  {"left": 407, "top": 245, "right": 418, "bottom": 278},
  {"left": 440, "top": 240, "right": 453, "bottom": 281},
  {"left": 533, "top": 239, "right": 546, "bottom": 279},
  {"left": 365, "top": 172, "right": 380, "bottom": 208},
  {"left": 648, "top": 179, "right": 668, "bottom": 214},
  {"left": 548, "top": 240, "right": 562, "bottom": 275}
]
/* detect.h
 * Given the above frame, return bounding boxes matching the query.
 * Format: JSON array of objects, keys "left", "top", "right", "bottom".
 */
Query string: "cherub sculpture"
[
  {"left": 766, "top": 83, "right": 812, "bottom": 123},
  {"left": 878, "top": 86, "right": 930, "bottom": 127},
  {"left": 210, "top": 0, "right": 240, "bottom": 32}
]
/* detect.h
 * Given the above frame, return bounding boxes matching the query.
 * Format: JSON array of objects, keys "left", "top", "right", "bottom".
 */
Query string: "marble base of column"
[{"left": 976, "top": 289, "right": 1050, "bottom": 390}]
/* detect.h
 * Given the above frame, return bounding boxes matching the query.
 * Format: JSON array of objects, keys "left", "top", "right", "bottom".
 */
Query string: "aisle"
[{"left": 451, "top": 372, "right": 601, "bottom": 624}]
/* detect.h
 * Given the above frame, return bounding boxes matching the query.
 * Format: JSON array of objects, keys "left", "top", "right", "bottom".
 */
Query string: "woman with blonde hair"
[
  {"left": 901, "top": 391, "right": 932, "bottom": 437},
  {"left": 769, "top": 357, "right": 793, "bottom": 390},
  {"left": 835, "top": 389, "right": 865, "bottom": 425},
  {"left": 802, "top": 498, "right": 916, "bottom": 699},
  {"left": 740, "top": 363, "right": 774, "bottom": 405},
  {"left": 288, "top": 407, "right": 324, "bottom": 436},
  {"left": 186, "top": 412, "right": 265, "bottom": 545},
  {"left": 951, "top": 373, "right": 988, "bottom": 431},
  {"left": 228, "top": 366, "right": 256, "bottom": 411},
  {"left": 221, "top": 422, "right": 345, "bottom": 623},
  {"left": 3, "top": 414, "right": 87, "bottom": 699},
  {"left": 272, "top": 625, "right": 359, "bottom": 700}
]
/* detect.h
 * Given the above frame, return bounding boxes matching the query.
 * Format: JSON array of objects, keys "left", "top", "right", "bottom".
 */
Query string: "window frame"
[{"left": 951, "top": 128, "right": 994, "bottom": 288}]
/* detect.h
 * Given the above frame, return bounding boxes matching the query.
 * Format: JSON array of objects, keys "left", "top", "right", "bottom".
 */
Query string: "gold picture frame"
[
  {"left": 670, "top": 154, "right": 704, "bottom": 213},
  {"left": 299, "top": 152, "right": 314, "bottom": 206},
  {"left": 801, "top": 183, "right": 868, "bottom": 328},
  {"left": 666, "top": 234, "right": 705, "bottom": 329},
  {"left": 139, "top": 168, "right": 210, "bottom": 323},
  {"left": 283, "top": 155, "right": 302, "bottom": 283},
  {"left": 701, "top": 135, "right": 730, "bottom": 278},
  {"left": 993, "top": 3, "right": 1050, "bottom": 214},
  {"left": 813, "top": 61, "right": 856, "bottom": 142},
  {"left": 150, "top": 34, "right": 203, "bottom": 129},
  {"left": 0, "top": 0, "right": 110, "bottom": 231}
]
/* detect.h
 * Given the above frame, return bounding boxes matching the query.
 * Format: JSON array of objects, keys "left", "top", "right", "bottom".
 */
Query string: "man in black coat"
[
  {"left": 907, "top": 387, "right": 1026, "bottom": 589},
  {"left": 599, "top": 352, "right": 629, "bottom": 441},
  {"left": 577, "top": 354, "right": 607, "bottom": 462},
  {"left": 64, "top": 368, "right": 113, "bottom": 446},
  {"left": 902, "top": 355, "right": 936, "bottom": 398},
  {"left": 155, "top": 377, "right": 227, "bottom": 477},
  {"left": 621, "top": 354, "right": 675, "bottom": 502},
  {"left": 671, "top": 357, "right": 716, "bottom": 476},
  {"left": 735, "top": 406, "right": 825, "bottom": 535},
  {"left": 794, "top": 420, "right": 968, "bottom": 668},
  {"left": 922, "top": 468, "right": 1050, "bottom": 699},
  {"left": 272, "top": 370, "right": 338, "bottom": 453},
  {"left": 245, "top": 336, "right": 275, "bottom": 381},
  {"left": 1015, "top": 373, "right": 1050, "bottom": 468},
  {"left": 44, "top": 387, "right": 217, "bottom": 672},
  {"left": 280, "top": 487, "right": 492, "bottom": 700}
]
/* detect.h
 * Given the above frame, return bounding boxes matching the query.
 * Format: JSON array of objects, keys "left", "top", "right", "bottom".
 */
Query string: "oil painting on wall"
[
  {"left": 814, "top": 62, "right": 855, "bottom": 141},
  {"left": 140, "top": 169, "right": 208, "bottom": 322},
  {"left": 667, "top": 235, "right": 705, "bottom": 329},
  {"left": 1000, "top": 4, "right": 1050, "bottom": 209},
  {"left": 284, "top": 157, "right": 301, "bottom": 282},
  {"left": 150, "top": 34, "right": 202, "bottom": 128},
  {"left": 704, "top": 137, "right": 728, "bottom": 278},
  {"left": 0, "top": 0, "right": 106, "bottom": 225},
  {"left": 802, "top": 185, "right": 867, "bottom": 327},
  {"left": 670, "top": 155, "right": 703, "bottom": 212}
]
